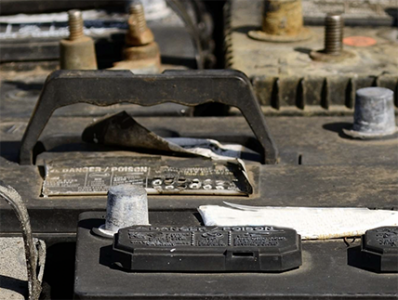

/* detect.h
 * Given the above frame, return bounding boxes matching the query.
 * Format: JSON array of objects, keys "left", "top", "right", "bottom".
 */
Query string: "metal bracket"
[
  {"left": 0, "top": 182, "right": 45, "bottom": 300},
  {"left": 19, "top": 69, "right": 278, "bottom": 165}
]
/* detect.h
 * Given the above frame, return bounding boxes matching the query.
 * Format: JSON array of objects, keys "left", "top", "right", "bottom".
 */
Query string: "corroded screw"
[
  {"left": 60, "top": 9, "right": 97, "bottom": 69},
  {"left": 324, "top": 13, "right": 344, "bottom": 55},
  {"left": 129, "top": 1, "right": 147, "bottom": 37},
  {"left": 68, "top": 10, "right": 84, "bottom": 40}
]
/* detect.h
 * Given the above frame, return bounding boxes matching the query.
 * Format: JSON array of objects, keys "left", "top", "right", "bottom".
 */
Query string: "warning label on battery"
[{"left": 42, "top": 157, "right": 252, "bottom": 197}]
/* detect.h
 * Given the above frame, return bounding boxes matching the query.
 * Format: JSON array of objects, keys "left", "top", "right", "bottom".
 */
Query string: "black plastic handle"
[{"left": 19, "top": 69, "right": 278, "bottom": 165}]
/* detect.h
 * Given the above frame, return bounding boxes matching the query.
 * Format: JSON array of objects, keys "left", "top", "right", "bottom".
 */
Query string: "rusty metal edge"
[{"left": 0, "top": 181, "right": 45, "bottom": 300}]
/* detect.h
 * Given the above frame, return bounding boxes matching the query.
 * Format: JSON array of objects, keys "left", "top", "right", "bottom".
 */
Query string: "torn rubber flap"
[{"left": 82, "top": 111, "right": 260, "bottom": 161}]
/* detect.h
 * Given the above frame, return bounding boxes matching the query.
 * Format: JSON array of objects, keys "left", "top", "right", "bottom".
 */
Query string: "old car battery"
[
  {"left": 2, "top": 71, "right": 276, "bottom": 234},
  {"left": 0, "top": 0, "right": 217, "bottom": 126},
  {"left": 73, "top": 212, "right": 398, "bottom": 299},
  {"left": 0, "top": 69, "right": 397, "bottom": 237},
  {"left": 224, "top": 0, "right": 398, "bottom": 115},
  {"left": 0, "top": 0, "right": 214, "bottom": 69}
]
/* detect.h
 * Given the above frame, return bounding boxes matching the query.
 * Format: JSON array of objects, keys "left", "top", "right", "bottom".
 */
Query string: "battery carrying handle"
[{"left": 19, "top": 69, "right": 278, "bottom": 165}]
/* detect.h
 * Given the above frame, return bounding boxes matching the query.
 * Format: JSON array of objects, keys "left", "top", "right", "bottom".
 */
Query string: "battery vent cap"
[
  {"left": 360, "top": 226, "right": 398, "bottom": 273},
  {"left": 112, "top": 225, "right": 302, "bottom": 272}
]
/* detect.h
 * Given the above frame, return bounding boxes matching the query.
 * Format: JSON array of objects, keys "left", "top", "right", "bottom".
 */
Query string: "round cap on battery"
[
  {"left": 343, "top": 87, "right": 397, "bottom": 139},
  {"left": 97, "top": 184, "right": 149, "bottom": 237}
]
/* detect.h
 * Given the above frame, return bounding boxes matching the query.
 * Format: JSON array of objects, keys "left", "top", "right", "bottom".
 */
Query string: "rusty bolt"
[
  {"left": 309, "top": 12, "right": 354, "bottom": 62},
  {"left": 126, "top": 0, "right": 154, "bottom": 46},
  {"left": 248, "top": 0, "right": 312, "bottom": 42},
  {"left": 324, "top": 13, "right": 344, "bottom": 55},
  {"left": 111, "top": 0, "right": 160, "bottom": 73},
  {"left": 262, "top": 0, "right": 304, "bottom": 37},
  {"left": 60, "top": 9, "right": 97, "bottom": 69},
  {"left": 68, "top": 10, "right": 84, "bottom": 40},
  {"left": 129, "top": 1, "right": 147, "bottom": 35}
]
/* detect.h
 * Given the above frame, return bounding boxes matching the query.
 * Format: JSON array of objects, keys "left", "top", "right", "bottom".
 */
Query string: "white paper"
[
  {"left": 198, "top": 202, "right": 398, "bottom": 240},
  {"left": 166, "top": 137, "right": 248, "bottom": 161}
]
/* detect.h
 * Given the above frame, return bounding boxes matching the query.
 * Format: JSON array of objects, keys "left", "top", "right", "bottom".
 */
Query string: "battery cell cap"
[
  {"left": 359, "top": 226, "right": 398, "bottom": 273},
  {"left": 112, "top": 225, "right": 302, "bottom": 272}
]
